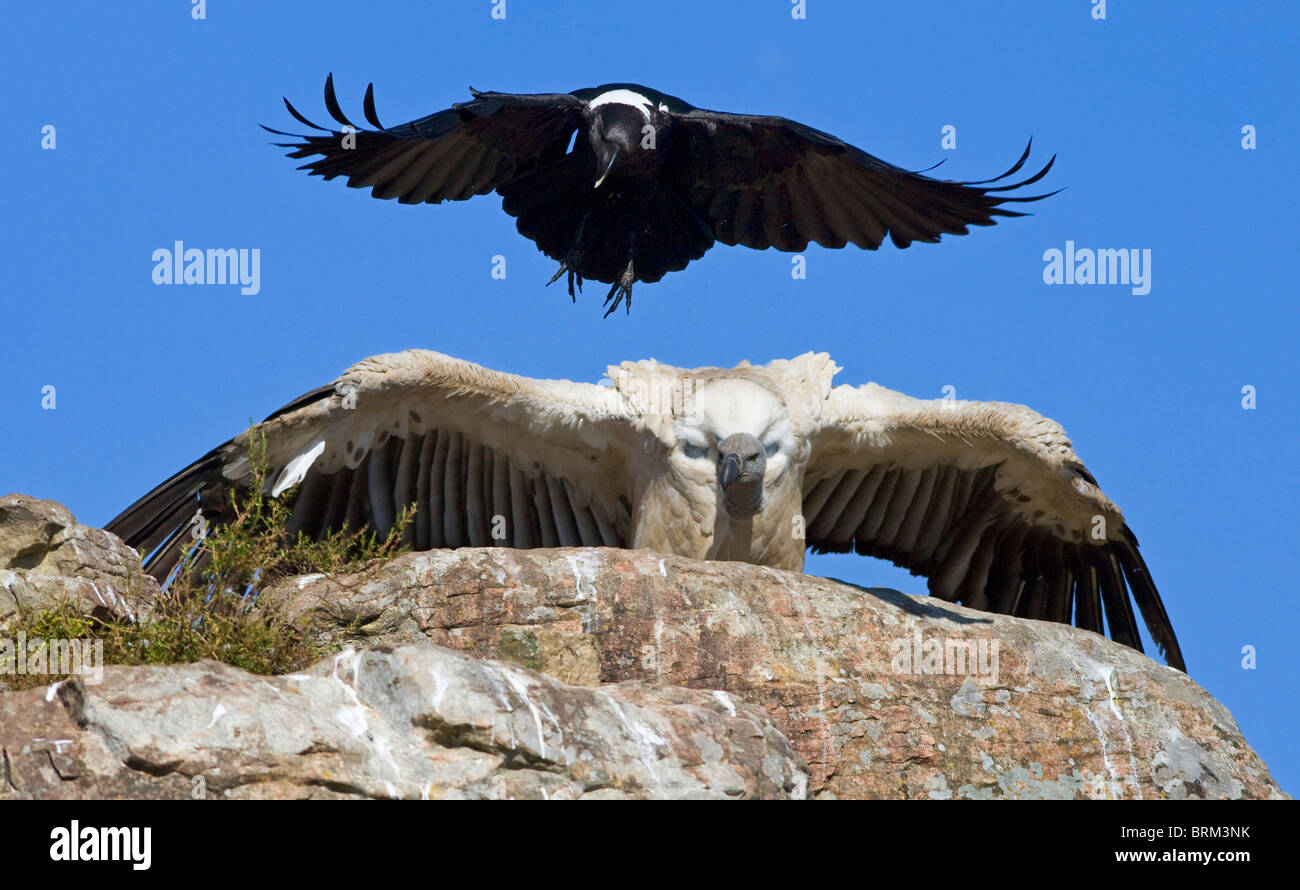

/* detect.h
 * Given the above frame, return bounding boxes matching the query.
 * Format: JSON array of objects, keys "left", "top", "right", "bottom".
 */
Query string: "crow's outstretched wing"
[
  {"left": 803, "top": 382, "right": 1184, "bottom": 671},
  {"left": 264, "top": 75, "right": 586, "bottom": 204},
  {"left": 670, "top": 109, "right": 1057, "bottom": 251}
]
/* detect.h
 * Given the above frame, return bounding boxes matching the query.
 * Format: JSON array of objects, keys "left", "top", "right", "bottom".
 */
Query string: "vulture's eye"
[
  {"left": 683, "top": 442, "right": 710, "bottom": 461},
  {"left": 764, "top": 441, "right": 780, "bottom": 457}
]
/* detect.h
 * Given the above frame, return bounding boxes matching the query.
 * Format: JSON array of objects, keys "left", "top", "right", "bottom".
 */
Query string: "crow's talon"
[
  {"left": 547, "top": 249, "right": 585, "bottom": 300},
  {"left": 602, "top": 267, "right": 635, "bottom": 318}
]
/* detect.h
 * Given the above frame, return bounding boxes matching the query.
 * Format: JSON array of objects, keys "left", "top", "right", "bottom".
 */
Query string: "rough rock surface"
[
  {"left": 0, "top": 494, "right": 156, "bottom": 631},
  {"left": 0, "top": 644, "right": 806, "bottom": 800},
  {"left": 262, "top": 547, "right": 1287, "bottom": 800},
  {"left": 0, "top": 496, "right": 1284, "bottom": 800}
]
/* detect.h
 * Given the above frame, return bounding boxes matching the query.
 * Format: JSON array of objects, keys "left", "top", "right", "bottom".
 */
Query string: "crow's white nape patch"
[
  {"left": 587, "top": 89, "right": 655, "bottom": 119},
  {"left": 271, "top": 440, "right": 326, "bottom": 497}
]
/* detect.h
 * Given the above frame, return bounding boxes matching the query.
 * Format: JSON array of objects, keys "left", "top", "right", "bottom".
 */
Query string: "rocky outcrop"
[
  {"left": 0, "top": 496, "right": 1286, "bottom": 799},
  {"left": 0, "top": 644, "right": 806, "bottom": 799},
  {"left": 0, "top": 494, "right": 156, "bottom": 630},
  {"left": 262, "top": 548, "right": 1287, "bottom": 800}
]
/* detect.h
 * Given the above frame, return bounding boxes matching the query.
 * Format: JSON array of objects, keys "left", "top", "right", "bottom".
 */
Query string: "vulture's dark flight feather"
[{"left": 265, "top": 77, "right": 1058, "bottom": 315}]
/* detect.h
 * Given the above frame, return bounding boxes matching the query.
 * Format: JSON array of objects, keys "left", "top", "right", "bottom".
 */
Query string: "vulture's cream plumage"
[{"left": 108, "top": 351, "right": 1184, "bottom": 671}]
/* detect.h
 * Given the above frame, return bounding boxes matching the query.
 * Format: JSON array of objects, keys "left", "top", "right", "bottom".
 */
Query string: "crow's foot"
[
  {"left": 602, "top": 260, "right": 635, "bottom": 318},
  {"left": 546, "top": 250, "right": 585, "bottom": 300}
]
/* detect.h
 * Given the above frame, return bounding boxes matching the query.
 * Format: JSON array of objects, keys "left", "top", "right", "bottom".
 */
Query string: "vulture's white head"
[
  {"left": 608, "top": 353, "right": 833, "bottom": 562},
  {"left": 670, "top": 375, "right": 801, "bottom": 519}
]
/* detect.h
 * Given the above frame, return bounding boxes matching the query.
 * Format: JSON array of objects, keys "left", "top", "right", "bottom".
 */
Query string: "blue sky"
[{"left": 3, "top": 1, "right": 1295, "bottom": 794}]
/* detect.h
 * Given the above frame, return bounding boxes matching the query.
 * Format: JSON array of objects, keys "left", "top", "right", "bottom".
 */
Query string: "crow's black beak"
[
  {"left": 720, "top": 452, "right": 742, "bottom": 489},
  {"left": 594, "top": 146, "right": 619, "bottom": 189}
]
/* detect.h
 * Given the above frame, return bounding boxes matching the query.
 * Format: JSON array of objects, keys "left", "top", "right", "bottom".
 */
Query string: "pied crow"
[{"left": 265, "top": 76, "right": 1057, "bottom": 315}]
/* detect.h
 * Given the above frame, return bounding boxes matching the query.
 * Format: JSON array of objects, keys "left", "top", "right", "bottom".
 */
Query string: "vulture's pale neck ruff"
[{"left": 643, "top": 376, "right": 805, "bottom": 570}]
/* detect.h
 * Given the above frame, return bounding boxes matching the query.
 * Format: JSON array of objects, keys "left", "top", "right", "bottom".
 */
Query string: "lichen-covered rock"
[
  {"left": 0, "top": 644, "right": 807, "bottom": 800},
  {"left": 0, "top": 494, "right": 156, "bottom": 629},
  {"left": 263, "top": 547, "right": 1287, "bottom": 800},
  {"left": 2, "top": 498, "right": 1283, "bottom": 801}
]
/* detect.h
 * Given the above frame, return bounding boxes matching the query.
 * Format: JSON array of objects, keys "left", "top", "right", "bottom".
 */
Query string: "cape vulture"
[
  {"left": 108, "top": 350, "right": 1184, "bottom": 671},
  {"left": 265, "top": 77, "right": 1057, "bottom": 315}
]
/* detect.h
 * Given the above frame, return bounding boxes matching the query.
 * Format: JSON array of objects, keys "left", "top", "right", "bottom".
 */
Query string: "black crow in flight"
[{"left": 266, "top": 76, "right": 1056, "bottom": 315}]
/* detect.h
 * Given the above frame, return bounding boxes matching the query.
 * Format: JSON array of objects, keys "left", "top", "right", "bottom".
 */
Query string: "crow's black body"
[{"left": 266, "top": 77, "right": 1057, "bottom": 315}]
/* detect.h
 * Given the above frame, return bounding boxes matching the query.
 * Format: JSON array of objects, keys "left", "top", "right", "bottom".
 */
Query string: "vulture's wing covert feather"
[
  {"left": 805, "top": 383, "right": 1184, "bottom": 671},
  {"left": 263, "top": 74, "right": 586, "bottom": 204},
  {"left": 107, "top": 350, "right": 636, "bottom": 584},
  {"left": 671, "top": 109, "right": 1057, "bottom": 251}
]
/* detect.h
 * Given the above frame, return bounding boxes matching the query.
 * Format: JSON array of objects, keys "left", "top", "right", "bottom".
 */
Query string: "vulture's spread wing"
[
  {"left": 107, "top": 350, "right": 636, "bottom": 584},
  {"left": 670, "top": 109, "right": 1056, "bottom": 251},
  {"left": 263, "top": 75, "right": 585, "bottom": 204},
  {"left": 804, "top": 383, "right": 1184, "bottom": 671}
]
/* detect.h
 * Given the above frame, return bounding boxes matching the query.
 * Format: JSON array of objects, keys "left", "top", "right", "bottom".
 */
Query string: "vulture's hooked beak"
[
  {"left": 717, "top": 433, "right": 766, "bottom": 518},
  {"left": 720, "top": 453, "right": 744, "bottom": 489},
  {"left": 594, "top": 146, "right": 620, "bottom": 189}
]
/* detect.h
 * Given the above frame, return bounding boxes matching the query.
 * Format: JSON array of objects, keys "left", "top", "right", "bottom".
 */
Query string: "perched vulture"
[
  {"left": 265, "top": 77, "right": 1057, "bottom": 314},
  {"left": 109, "top": 350, "right": 1184, "bottom": 671}
]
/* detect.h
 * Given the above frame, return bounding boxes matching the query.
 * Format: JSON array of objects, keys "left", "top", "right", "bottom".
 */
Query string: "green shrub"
[{"left": 5, "top": 427, "right": 412, "bottom": 688}]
